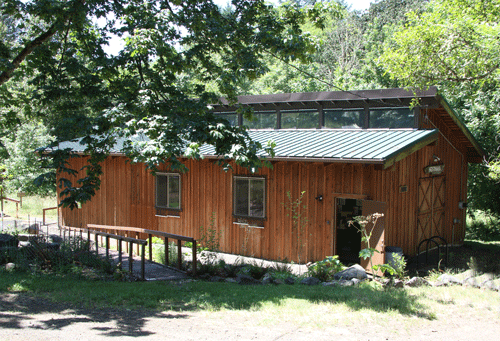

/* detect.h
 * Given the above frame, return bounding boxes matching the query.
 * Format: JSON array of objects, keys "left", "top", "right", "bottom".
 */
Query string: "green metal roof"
[
  {"left": 199, "top": 129, "right": 439, "bottom": 168},
  {"left": 57, "top": 129, "right": 438, "bottom": 169}
]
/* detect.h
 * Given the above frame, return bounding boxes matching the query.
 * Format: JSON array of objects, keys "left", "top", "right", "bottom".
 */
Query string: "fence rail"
[
  {"left": 0, "top": 196, "right": 19, "bottom": 219},
  {"left": 42, "top": 207, "right": 58, "bottom": 225},
  {"left": 87, "top": 224, "right": 197, "bottom": 275}
]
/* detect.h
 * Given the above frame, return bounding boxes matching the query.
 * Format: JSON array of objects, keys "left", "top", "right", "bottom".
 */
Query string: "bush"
[
  {"left": 306, "top": 256, "right": 345, "bottom": 282},
  {"left": 466, "top": 210, "right": 500, "bottom": 241}
]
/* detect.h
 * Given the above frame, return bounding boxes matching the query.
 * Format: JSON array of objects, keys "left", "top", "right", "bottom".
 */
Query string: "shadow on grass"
[
  {"left": 0, "top": 270, "right": 435, "bottom": 340},
  {"left": 0, "top": 273, "right": 189, "bottom": 338}
]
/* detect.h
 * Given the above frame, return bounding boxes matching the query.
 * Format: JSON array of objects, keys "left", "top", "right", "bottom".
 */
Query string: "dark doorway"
[{"left": 336, "top": 198, "right": 362, "bottom": 264}]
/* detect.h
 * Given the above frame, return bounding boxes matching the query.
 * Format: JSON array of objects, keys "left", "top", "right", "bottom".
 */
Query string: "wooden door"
[
  {"left": 417, "top": 176, "right": 445, "bottom": 245},
  {"left": 360, "top": 200, "right": 387, "bottom": 272}
]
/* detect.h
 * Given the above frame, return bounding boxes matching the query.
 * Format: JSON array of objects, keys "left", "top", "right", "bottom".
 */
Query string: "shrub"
[
  {"left": 306, "top": 256, "right": 345, "bottom": 282},
  {"left": 466, "top": 210, "right": 500, "bottom": 241}
]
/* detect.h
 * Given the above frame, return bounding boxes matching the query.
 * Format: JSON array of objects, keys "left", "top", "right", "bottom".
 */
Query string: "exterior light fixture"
[
  {"left": 315, "top": 195, "right": 323, "bottom": 202},
  {"left": 424, "top": 164, "right": 444, "bottom": 175}
]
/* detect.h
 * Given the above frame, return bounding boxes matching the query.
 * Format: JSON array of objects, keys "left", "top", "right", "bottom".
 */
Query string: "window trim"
[
  {"left": 233, "top": 176, "right": 266, "bottom": 219},
  {"left": 155, "top": 172, "right": 181, "bottom": 211}
]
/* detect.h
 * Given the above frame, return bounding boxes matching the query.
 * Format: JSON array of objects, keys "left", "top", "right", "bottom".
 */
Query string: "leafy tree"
[
  {"left": 1, "top": 0, "right": 334, "bottom": 208},
  {"left": 1, "top": 120, "right": 55, "bottom": 196},
  {"left": 380, "top": 0, "right": 500, "bottom": 215}
]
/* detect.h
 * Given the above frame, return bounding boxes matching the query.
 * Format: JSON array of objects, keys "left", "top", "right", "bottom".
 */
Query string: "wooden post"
[
  {"left": 95, "top": 233, "right": 99, "bottom": 255},
  {"left": 135, "top": 232, "right": 139, "bottom": 255},
  {"left": 87, "top": 230, "right": 91, "bottom": 251},
  {"left": 141, "top": 243, "right": 146, "bottom": 280},
  {"left": 118, "top": 238, "right": 122, "bottom": 269},
  {"left": 128, "top": 242, "right": 133, "bottom": 273},
  {"left": 192, "top": 239, "right": 197, "bottom": 276},
  {"left": 105, "top": 235, "right": 110, "bottom": 260},
  {"left": 165, "top": 237, "right": 169, "bottom": 266},
  {"left": 148, "top": 234, "right": 152, "bottom": 262},
  {"left": 177, "top": 239, "right": 182, "bottom": 270}
]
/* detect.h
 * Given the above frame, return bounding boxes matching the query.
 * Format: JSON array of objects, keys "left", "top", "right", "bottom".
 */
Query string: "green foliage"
[
  {"left": 389, "top": 253, "right": 407, "bottom": 280},
  {"left": 152, "top": 241, "right": 184, "bottom": 268},
  {"left": 0, "top": 234, "right": 118, "bottom": 276},
  {"left": 466, "top": 210, "right": 500, "bottom": 241},
  {"left": 306, "top": 255, "right": 345, "bottom": 282},
  {"left": 198, "top": 212, "right": 223, "bottom": 252},
  {"left": 381, "top": 0, "right": 500, "bottom": 88},
  {"left": 0, "top": 0, "right": 338, "bottom": 209},
  {"left": 1, "top": 121, "right": 55, "bottom": 196}
]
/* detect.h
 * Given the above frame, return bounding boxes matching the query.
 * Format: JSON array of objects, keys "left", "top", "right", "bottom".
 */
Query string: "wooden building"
[{"left": 57, "top": 87, "right": 485, "bottom": 268}]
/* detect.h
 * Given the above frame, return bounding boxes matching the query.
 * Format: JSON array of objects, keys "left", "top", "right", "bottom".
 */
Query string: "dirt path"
[{"left": 1, "top": 291, "right": 499, "bottom": 341}]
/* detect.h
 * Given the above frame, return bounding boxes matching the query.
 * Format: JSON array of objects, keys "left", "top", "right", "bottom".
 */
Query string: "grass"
[
  {"left": 1, "top": 269, "right": 499, "bottom": 331},
  {"left": 1, "top": 193, "right": 57, "bottom": 220}
]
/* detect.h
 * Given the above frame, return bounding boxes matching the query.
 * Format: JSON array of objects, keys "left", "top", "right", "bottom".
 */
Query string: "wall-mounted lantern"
[{"left": 424, "top": 164, "right": 445, "bottom": 175}]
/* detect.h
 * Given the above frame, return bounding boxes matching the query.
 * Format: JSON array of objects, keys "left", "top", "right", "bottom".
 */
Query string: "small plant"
[
  {"left": 307, "top": 256, "right": 345, "bottom": 282},
  {"left": 283, "top": 191, "right": 308, "bottom": 265},
  {"left": 152, "top": 241, "right": 183, "bottom": 267},
  {"left": 199, "top": 212, "right": 223, "bottom": 252},
  {"left": 349, "top": 213, "right": 395, "bottom": 279},
  {"left": 390, "top": 253, "right": 407, "bottom": 280}
]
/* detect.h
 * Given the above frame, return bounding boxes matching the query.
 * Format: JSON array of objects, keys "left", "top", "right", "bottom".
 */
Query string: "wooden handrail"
[
  {"left": 43, "top": 207, "right": 58, "bottom": 225},
  {"left": 60, "top": 225, "right": 148, "bottom": 280},
  {"left": 87, "top": 224, "right": 196, "bottom": 242},
  {"left": 0, "top": 196, "right": 19, "bottom": 219},
  {"left": 87, "top": 224, "right": 197, "bottom": 275}
]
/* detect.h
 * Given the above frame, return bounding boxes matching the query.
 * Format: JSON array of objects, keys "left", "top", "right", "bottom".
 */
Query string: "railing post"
[
  {"left": 177, "top": 239, "right": 182, "bottom": 270},
  {"left": 118, "top": 238, "right": 123, "bottom": 269},
  {"left": 129, "top": 241, "right": 133, "bottom": 273},
  {"left": 135, "top": 232, "right": 139, "bottom": 255},
  {"left": 95, "top": 233, "right": 99, "bottom": 255},
  {"left": 105, "top": 235, "right": 110, "bottom": 260},
  {"left": 192, "top": 239, "right": 197, "bottom": 276},
  {"left": 149, "top": 234, "right": 152, "bottom": 262},
  {"left": 165, "top": 237, "right": 169, "bottom": 266},
  {"left": 141, "top": 243, "right": 146, "bottom": 280},
  {"left": 87, "top": 230, "right": 91, "bottom": 251}
]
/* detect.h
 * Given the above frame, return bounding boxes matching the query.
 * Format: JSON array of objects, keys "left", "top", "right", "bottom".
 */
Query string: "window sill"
[{"left": 233, "top": 222, "right": 264, "bottom": 229}]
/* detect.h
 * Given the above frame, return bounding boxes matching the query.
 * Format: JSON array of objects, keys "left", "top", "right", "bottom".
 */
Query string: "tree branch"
[{"left": 0, "top": 22, "right": 59, "bottom": 86}]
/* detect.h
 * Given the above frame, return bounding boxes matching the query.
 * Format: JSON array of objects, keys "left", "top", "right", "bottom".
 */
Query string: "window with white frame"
[
  {"left": 233, "top": 176, "right": 265, "bottom": 218},
  {"left": 156, "top": 173, "right": 181, "bottom": 209}
]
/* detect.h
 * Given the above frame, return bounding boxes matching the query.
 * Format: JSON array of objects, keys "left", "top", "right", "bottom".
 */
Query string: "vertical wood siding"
[{"left": 58, "top": 113, "right": 469, "bottom": 262}]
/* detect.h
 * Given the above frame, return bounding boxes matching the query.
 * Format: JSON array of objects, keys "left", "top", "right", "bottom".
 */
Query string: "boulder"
[
  {"left": 236, "top": 274, "right": 262, "bottom": 285},
  {"left": 333, "top": 264, "right": 367, "bottom": 281},
  {"left": 5, "top": 263, "right": 16, "bottom": 271},
  {"left": 322, "top": 281, "right": 339, "bottom": 287},
  {"left": 284, "top": 277, "right": 296, "bottom": 285},
  {"left": 300, "top": 277, "right": 321, "bottom": 286},
  {"left": 405, "top": 277, "right": 430, "bottom": 287},
  {"left": 210, "top": 276, "right": 225, "bottom": 282},
  {"left": 261, "top": 273, "right": 273, "bottom": 285},
  {"left": 435, "top": 274, "right": 461, "bottom": 286}
]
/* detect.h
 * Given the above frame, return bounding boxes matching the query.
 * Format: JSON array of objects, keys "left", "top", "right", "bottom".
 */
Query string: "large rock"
[
  {"left": 435, "top": 274, "right": 461, "bottom": 286},
  {"left": 236, "top": 274, "right": 262, "bottom": 285},
  {"left": 300, "top": 277, "right": 321, "bottom": 286},
  {"left": 261, "top": 273, "right": 273, "bottom": 285},
  {"left": 333, "top": 264, "right": 367, "bottom": 281},
  {"left": 405, "top": 277, "right": 430, "bottom": 287}
]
